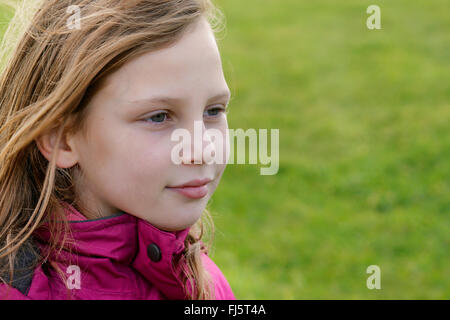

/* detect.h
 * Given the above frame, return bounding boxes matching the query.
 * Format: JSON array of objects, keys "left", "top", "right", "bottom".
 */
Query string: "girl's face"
[{"left": 70, "top": 18, "right": 231, "bottom": 231}]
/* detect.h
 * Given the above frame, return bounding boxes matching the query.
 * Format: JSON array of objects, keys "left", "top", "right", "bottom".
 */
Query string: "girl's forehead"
[
  {"left": 98, "top": 23, "right": 225, "bottom": 102},
  {"left": 124, "top": 19, "right": 220, "bottom": 75}
]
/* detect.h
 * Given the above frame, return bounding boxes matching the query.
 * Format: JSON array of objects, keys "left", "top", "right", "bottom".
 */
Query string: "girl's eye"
[
  {"left": 204, "top": 106, "right": 227, "bottom": 118},
  {"left": 144, "top": 111, "right": 170, "bottom": 125},
  {"left": 143, "top": 106, "right": 228, "bottom": 125}
]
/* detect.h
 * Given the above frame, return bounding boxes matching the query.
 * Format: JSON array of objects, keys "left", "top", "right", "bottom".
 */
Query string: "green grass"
[
  {"left": 210, "top": 0, "right": 449, "bottom": 299},
  {"left": 1, "top": 0, "right": 449, "bottom": 299}
]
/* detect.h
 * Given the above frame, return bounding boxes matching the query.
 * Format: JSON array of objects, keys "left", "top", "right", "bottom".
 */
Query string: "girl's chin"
[{"left": 149, "top": 211, "right": 205, "bottom": 232}]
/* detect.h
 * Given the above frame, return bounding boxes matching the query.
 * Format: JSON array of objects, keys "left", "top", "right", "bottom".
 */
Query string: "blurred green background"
[{"left": 1, "top": 0, "right": 449, "bottom": 299}]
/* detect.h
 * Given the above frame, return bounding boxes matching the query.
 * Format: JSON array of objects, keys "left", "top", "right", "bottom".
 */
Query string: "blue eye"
[
  {"left": 204, "top": 106, "right": 227, "bottom": 118},
  {"left": 143, "top": 106, "right": 227, "bottom": 126},
  {"left": 144, "top": 111, "right": 169, "bottom": 124}
]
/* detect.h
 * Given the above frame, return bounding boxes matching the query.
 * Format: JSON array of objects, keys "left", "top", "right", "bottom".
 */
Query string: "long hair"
[{"left": 0, "top": 0, "right": 225, "bottom": 299}]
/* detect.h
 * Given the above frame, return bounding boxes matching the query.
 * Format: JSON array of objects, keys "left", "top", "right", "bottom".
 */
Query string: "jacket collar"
[
  {"left": 34, "top": 202, "right": 190, "bottom": 264},
  {"left": 32, "top": 202, "right": 191, "bottom": 299}
]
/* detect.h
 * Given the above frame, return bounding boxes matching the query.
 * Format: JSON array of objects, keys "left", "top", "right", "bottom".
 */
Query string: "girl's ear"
[{"left": 35, "top": 128, "right": 79, "bottom": 169}]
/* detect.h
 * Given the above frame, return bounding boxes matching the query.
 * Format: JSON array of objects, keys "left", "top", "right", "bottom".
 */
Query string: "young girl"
[{"left": 0, "top": 0, "right": 235, "bottom": 300}]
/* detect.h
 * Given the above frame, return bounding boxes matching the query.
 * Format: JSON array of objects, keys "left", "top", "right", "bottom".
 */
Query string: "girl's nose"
[{"left": 181, "top": 120, "right": 216, "bottom": 165}]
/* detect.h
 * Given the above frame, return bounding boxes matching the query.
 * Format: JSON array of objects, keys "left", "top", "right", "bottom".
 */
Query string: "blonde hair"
[{"left": 0, "top": 0, "right": 225, "bottom": 299}]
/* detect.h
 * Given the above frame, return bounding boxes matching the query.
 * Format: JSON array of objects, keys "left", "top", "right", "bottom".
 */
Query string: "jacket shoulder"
[
  {"left": 0, "top": 238, "right": 40, "bottom": 298},
  {"left": 0, "top": 283, "right": 31, "bottom": 300},
  {"left": 201, "top": 253, "right": 235, "bottom": 300}
]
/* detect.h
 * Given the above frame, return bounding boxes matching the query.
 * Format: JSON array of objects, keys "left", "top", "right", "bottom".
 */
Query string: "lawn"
[
  {"left": 211, "top": 0, "right": 449, "bottom": 299},
  {"left": 1, "top": 0, "right": 448, "bottom": 299}
]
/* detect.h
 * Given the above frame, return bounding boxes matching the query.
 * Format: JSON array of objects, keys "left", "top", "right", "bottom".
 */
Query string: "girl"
[{"left": 0, "top": 0, "right": 235, "bottom": 300}]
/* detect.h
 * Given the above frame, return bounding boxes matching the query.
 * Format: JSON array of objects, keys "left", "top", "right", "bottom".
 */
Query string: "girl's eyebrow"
[{"left": 128, "top": 90, "right": 231, "bottom": 106}]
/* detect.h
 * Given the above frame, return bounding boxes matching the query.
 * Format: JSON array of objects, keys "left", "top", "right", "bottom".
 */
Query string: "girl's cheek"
[{"left": 218, "top": 123, "right": 230, "bottom": 165}]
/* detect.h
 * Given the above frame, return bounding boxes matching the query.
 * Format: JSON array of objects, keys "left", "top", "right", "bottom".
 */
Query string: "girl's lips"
[{"left": 166, "top": 185, "right": 208, "bottom": 199}]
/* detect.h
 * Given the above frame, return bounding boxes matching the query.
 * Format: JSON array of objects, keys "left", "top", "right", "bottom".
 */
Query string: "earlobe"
[{"left": 35, "top": 130, "right": 79, "bottom": 169}]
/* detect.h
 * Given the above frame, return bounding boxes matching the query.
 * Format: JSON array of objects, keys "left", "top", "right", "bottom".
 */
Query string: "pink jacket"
[{"left": 0, "top": 203, "right": 235, "bottom": 300}]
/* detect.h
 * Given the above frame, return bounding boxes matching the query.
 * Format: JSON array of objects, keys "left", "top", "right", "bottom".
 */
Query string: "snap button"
[{"left": 147, "top": 243, "right": 162, "bottom": 262}]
